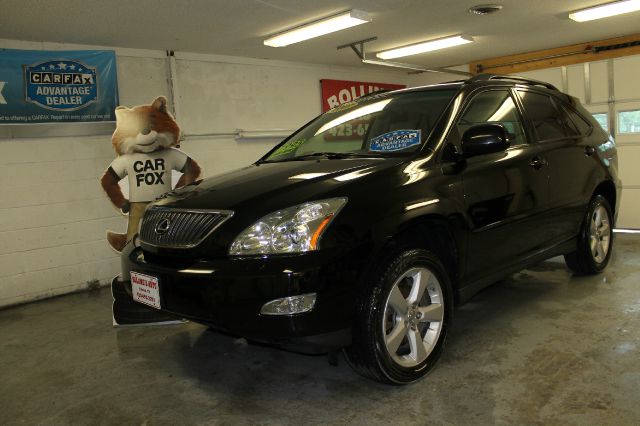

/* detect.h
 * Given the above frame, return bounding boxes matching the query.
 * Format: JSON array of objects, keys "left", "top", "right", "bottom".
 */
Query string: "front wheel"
[
  {"left": 564, "top": 195, "right": 614, "bottom": 275},
  {"left": 345, "top": 249, "right": 453, "bottom": 384}
]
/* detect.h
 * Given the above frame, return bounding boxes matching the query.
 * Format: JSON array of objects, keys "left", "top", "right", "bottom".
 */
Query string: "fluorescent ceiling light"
[
  {"left": 376, "top": 35, "right": 474, "bottom": 60},
  {"left": 569, "top": 0, "right": 640, "bottom": 22},
  {"left": 264, "top": 10, "right": 370, "bottom": 47}
]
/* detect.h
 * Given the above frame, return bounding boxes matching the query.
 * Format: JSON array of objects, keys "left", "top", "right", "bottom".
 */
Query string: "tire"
[
  {"left": 564, "top": 195, "right": 614, "bottom": 275},
  {"left": 345, "top": 249, "right": 453, "bottom": 384}
]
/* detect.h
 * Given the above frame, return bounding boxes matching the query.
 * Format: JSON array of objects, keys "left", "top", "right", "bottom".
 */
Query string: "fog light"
[{"left": 260, "top": 293, "right": 317, "bottom": 315}]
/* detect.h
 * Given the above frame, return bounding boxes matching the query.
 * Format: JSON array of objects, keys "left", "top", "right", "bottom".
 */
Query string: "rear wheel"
[
  {"left": 345, "top": 249, "right": 453, "bottom": 384},
  {"left": 564, "top": 195, "right": 613, "bottom": 275}
]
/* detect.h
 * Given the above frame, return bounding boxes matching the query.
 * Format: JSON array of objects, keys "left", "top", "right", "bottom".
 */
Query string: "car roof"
[
  {"left": 377, "top": 73, "right": 575, "bottom": 104},
  {"left": 335, "top": 74, "right": 575, "bottom": 114},
  {"left": 387, "top": 73, "right": 560, "bottom": 94}
]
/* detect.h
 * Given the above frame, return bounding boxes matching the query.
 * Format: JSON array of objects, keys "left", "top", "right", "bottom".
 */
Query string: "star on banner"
[
  {"left": 69, "top": 64, "right": 76, "bottom": 70},
  {"left": 49, "top": 64, "right": 55, "bottom": 69},
  {"left": 0, "top": 82, "right": 7, "bottom": 104},
  {"left": 57, "top": 62, "right": 67, "bottom": 70},
  {"left": 40, "top": 66, "right": 45, "bottom": 70}
]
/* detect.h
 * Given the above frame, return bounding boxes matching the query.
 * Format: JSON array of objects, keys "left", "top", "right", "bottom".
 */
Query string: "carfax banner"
[
  {"left": 0, "top": 49, "right": 118, "bottom": 123},
  {"left": 320, "top": 79, "right": 405, "bottom": 112}
]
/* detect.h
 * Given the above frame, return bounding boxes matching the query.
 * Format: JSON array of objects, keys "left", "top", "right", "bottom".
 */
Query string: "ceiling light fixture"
[
  {"left": 361, "top": 59, "right": 472, "bottom": 76},
  {"left": 264, "top": 10, "right": 370, "bottom": 47},
  {"left": 569, "top": 0, "right": 640, "bottom": 22},
  {"left": 376, "top": 35, "right": 474, "bottom": 60}
]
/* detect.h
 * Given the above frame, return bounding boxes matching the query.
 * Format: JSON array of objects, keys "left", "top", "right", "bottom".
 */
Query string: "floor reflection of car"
[{"left": 117, "top": 74, "right": 620, "bottom": 384}]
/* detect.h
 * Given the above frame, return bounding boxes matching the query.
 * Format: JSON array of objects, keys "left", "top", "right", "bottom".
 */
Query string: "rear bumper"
[{"left": 120, "top": 243, "right": 369, "bottom": 352}]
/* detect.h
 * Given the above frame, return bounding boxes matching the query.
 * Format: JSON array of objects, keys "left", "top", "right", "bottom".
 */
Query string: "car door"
[
  {"left": 515, "top": 89, "right": 595, "bottom": 242},
  {"left": 449, "top": 88, "right": 550, "bottom": 281}
]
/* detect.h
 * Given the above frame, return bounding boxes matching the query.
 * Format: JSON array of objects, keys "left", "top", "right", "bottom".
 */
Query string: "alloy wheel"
[
  {"left": 382, "top": 267, "right": 444, "bottom": 368},
  {"left": 589, "top": 205, "right": 611, "bottom": 264}
]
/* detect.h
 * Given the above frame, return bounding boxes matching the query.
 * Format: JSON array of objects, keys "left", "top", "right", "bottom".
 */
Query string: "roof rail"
[
  {"left": 358, "top": 89, "right": 391, "bottom": 98},
  {"left": 467, "top": 73, "right": 559, "bottom": 91}
]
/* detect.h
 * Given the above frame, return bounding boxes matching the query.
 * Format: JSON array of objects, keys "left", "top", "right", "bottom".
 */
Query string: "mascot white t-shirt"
[{"left": 109, "top": 148, "right": 189, "bottom": 202}]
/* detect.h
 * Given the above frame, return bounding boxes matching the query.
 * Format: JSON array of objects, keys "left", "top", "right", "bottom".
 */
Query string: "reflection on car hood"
[{"left": 155, "top": 158, "right": 404, "bottom": 211}]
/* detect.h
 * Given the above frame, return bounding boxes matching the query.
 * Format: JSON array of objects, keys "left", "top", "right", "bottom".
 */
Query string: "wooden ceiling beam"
[{"left": 470, "top": 33, "right": 640, "bottom": 75}]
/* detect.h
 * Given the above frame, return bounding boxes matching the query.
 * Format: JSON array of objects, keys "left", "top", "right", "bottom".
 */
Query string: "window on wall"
[
  {"left": 592, "top": 113, "right": 608, "bottom": 132},
  {"left": 618, "top": 110, "right": 640, "bottom": 134}
]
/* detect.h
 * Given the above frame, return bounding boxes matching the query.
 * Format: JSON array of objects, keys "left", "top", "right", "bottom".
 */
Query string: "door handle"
[
  {"left": 584, "top": 145, "right": 596, "bottom": 156},
  {"left": 529, "top": 156, "right": 546, "bottom": 170}
]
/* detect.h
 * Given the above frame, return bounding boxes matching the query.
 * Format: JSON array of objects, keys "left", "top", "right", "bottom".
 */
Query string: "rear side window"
[
  {"left": 518, "top": 91, "right": 574, "bottom": 141},
  {"left": 562, "top": 105, "right": 592, "bottom": 136}
]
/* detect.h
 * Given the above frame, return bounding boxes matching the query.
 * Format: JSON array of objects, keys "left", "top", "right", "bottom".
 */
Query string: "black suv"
[{"left": 115, "top": 74, "right": 620, "bottom": 384}]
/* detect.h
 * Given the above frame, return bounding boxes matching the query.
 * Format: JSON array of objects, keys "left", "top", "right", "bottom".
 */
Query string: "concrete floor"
[{"left": 1, "top": 236, "right": 639, "bottom": 425}]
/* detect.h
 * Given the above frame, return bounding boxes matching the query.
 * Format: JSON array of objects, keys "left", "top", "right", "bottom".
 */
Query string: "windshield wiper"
[
  {"left": 259, "top": 152, "right": 384, "bottom": 163},
  {"left": 293, "top": 152, "right": 357, "bottom": 160}
]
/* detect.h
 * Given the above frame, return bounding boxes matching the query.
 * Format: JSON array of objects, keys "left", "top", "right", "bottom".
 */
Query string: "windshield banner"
[
  {"left": 320, "top": 79, "right": 405, "bottom": 112},
  {"left": 0, "top": 49, "right": 119, "bottom": 124}
]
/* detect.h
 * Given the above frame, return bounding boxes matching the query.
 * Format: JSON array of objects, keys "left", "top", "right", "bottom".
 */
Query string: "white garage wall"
[
  {"left": 406, "top": 65, "right": 471, "bottom": 87},
  {"left": 0, "top": 39, "right": 415, "bottom": 308}
]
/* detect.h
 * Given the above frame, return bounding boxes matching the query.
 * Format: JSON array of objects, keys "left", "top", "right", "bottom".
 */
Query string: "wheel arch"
[
  {"left": 377, "top": 213, "right": 464, "bottom": 303},
  {"left": 593, "top": 180, "right": 616, "bottom": 216}
]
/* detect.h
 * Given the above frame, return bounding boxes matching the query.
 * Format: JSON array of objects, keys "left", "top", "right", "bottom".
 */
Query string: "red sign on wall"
[{"left": 320, "top": 79, "right": 406, "bottom": 112}]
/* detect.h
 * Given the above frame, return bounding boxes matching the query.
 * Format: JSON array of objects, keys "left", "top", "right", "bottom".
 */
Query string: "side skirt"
[{"left": 457, "top": 237, "right": 576, "bottom": 303}]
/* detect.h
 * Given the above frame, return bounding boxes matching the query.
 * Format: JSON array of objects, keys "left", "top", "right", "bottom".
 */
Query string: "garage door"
[{"left": 612, "top": 56, "right": 640, "bottom": 229}]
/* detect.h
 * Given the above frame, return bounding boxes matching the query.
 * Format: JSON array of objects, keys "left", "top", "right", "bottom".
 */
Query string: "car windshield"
[{"left": 262, "top": 89, "right": 457, "bottom": 162}]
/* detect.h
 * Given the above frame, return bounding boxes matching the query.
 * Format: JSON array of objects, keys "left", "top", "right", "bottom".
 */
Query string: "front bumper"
[{"left": 121, "top": 243, "right": 368, "bottom": 352}]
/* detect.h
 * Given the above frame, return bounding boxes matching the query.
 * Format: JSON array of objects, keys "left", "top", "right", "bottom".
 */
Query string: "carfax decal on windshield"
[{"left": 369, "top": 130, "right": 421, "bottom": 152}]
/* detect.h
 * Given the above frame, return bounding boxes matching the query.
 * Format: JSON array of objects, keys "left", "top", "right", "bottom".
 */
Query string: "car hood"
[{"left": 155, "top": 157, "right": 405, "bottom": 213}]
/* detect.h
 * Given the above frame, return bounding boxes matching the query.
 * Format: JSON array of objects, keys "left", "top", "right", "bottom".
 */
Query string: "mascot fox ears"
[
  {"left": 152, "top": 96, "right": 168, "bottom": 113},
  {"left": 112, "top": 96, "right": 181, "bottom": 155},
  {"left": 114, "top": 96, "right": 171, "bottom": 120}
]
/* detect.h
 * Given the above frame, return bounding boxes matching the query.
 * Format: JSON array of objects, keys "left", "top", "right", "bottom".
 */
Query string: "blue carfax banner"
[{"left": 0, "top": 49, "right": 118, "bottom": 123}]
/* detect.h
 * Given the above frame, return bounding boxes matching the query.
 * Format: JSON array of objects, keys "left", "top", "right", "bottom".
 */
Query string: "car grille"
[{"left": 139, "top": 206, "right": 234, "bottom": 248}]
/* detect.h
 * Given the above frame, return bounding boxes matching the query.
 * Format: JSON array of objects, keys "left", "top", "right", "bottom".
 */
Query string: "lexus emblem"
[{"left": 154, "top": 218, "right": 171, "bottom": 235}]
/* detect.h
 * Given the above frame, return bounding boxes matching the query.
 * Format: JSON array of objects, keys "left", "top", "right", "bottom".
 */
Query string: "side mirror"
[{"left": 461, "top": 123, "right": 510, "bottom": 157}]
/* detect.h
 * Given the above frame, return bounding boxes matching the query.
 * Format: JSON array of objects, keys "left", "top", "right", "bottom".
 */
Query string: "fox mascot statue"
[{"left": 101, "top": 96, "right": 201, "bottom": 252}]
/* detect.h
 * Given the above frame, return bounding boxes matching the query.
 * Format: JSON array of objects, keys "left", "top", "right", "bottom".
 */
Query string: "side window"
[
  {"left": 518, "top": 91, "right": 573, "bottom": 141},
  {"left": 456, "top": 90, "right": 526, "bottom": 146},
  {"left": 562, "top": 105, "right": 592, "bottom": 136}
]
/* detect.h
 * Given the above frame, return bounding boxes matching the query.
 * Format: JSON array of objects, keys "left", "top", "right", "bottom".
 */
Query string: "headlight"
[{"left": 229, "top": 198, "right": 347, "bottom": 255}]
